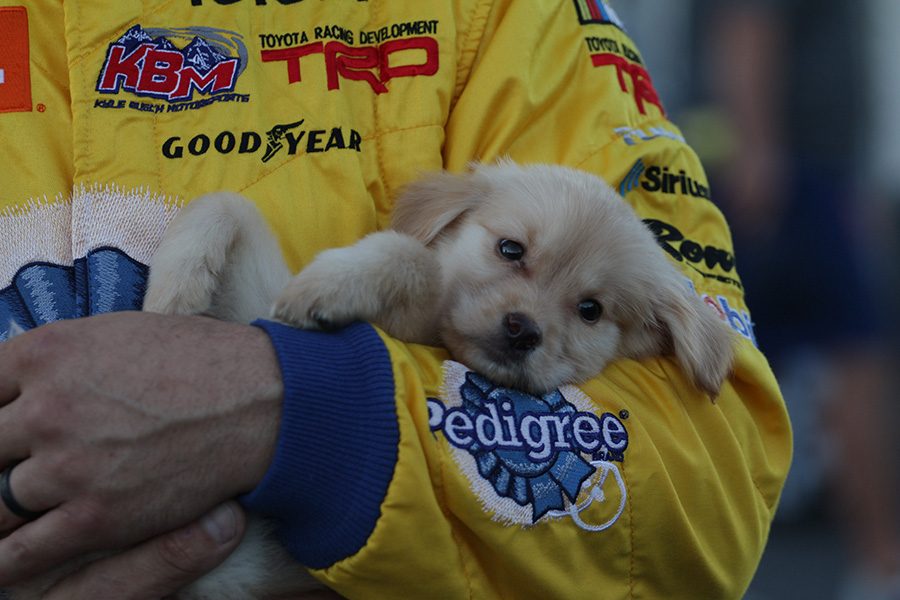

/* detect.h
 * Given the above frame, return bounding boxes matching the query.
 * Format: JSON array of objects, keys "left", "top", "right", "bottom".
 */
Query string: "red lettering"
[
  {"left": 137, "top": 48, "right": 184, "bottom": 96},
  {"left": 324, "top": 42, "right": 384, "bottom": 93},
  {"left": 591, "top": 53, "right": 665, "bottom": 116},
  {"left": 380, "top": 37, "right": 439, "bottom": 83},
  {"left": 173, "top": 60, "right": 239, "bottom": 100},
  {"left": 98, "top": 44, "right": 153, "bottom": 92},
  {"left": 261, "top": 42, "right": 323, "bottom": 84},
  {"left": 261, "top": 36, "right": 439, "bottom": 94}
]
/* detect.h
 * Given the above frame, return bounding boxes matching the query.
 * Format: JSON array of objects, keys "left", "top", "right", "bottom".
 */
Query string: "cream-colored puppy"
[
  {"left": 148, "top": 161, "right": 734, "bottom": 397},
  {"left": 10, "top": 162, "right": 733, "bottom": 600}
]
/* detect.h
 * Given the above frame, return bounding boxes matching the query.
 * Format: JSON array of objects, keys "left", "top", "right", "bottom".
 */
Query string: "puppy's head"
[{"left": 392, "top": 161, "right": 734, "bottom": 397}]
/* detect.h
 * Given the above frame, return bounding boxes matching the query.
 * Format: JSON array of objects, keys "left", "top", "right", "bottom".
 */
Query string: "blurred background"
[{"left": 615, "top": 1, "right": 900, "bottom": 598}]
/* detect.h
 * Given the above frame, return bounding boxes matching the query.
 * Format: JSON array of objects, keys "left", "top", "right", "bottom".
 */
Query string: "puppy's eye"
[
  {"left": 578, "top": 299, "right": 603, "bottom": 323},
  {"left": 498, "top": 239, "right": 525, "bottom": 261}
]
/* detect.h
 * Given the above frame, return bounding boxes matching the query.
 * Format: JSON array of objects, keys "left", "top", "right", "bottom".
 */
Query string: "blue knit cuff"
[{"left": 241, "top": 320, "right": 399, "bottom": 569}]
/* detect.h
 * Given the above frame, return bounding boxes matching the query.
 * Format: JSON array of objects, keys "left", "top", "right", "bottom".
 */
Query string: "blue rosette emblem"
[{"left": 455, "top": 372, "right": 598, "bottom": 523}]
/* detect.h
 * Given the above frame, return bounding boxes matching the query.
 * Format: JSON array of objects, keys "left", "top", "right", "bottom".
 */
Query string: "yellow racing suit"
[{"left": 0, "top": 1, "right": 790, "bottom": 598}]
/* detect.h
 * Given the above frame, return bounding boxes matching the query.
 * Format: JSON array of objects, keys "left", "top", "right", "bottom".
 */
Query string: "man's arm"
[{"left": 0, "top": 313, "right": 279, "bottom": 585}]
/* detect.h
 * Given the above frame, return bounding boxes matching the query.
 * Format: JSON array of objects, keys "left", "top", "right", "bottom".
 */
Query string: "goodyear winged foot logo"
[
  {"left": 430, "top": 362, "right": 629, "bottom": 531},
  {"left": 96, "top": 25, "right": 249, "bottom": 110}
]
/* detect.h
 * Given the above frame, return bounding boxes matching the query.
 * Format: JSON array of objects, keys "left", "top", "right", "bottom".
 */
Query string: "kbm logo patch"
[
  {"left": 96, "top": 25, "right": 248, "bottom": 108},
  {"left": 0, "top": 7, "right": 32, "bottom": 113},
  {"left": 430, "top": 362, "right": 629, "bottom": 531},
  {"left": 573, "top": 0, "right": 625, "bottom": 29}
]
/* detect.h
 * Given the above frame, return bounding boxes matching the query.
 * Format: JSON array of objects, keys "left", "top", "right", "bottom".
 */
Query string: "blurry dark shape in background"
[{"left": 617, "top": 1, "right": 900, "bottom": 598}]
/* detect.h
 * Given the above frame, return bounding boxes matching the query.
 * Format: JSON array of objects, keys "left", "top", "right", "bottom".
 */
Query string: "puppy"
[
  {"left": 268, "top": 161, "right": 734, "bottom": 395},
  {"left": 148, "top": 161, "right": 734, "bottom": 397},
  {"left": 12, "top": 162, "right": 734, "bottom": 599}
]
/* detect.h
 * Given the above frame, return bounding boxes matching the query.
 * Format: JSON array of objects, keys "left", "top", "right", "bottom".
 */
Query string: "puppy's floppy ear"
[
  {"left": 621, "top": 279, "right": 735, "bottom": 398},
  {"left": 391, "top": 170, "right": 486, "bottom": 245}
]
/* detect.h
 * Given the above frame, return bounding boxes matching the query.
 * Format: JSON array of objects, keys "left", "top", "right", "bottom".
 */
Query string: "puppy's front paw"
[{"left": 270, "top": 247, "right": 369, "bottom": 330}]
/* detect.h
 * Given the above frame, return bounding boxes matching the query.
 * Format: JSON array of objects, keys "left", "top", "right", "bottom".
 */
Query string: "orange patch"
[{"left": 0, "top": 7, "right": 32, "bottom": 113}]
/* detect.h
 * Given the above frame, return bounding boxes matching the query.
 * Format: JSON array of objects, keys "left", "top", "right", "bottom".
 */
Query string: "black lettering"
[
  {"left": 642, "top": 166, "right": 662, "bottom": 192},
  {"left": 285, "top": 131, "right": 306, "bottom": 154},
  {"left": 239, "top": 131, "right": 261, "bottom": 153},
  {"left": 622, "top": 44, "right": 642, "bottom": 64},
  {"left": 585, "top": 37, "right": 620, "bottom": 54},
  {"left": 215, "top": 131, "right": 236, "bottom": 153},
  {"left": 664, "top": 169, "right": 678, "bottom": 194},
  {"left": 680, "top": 240, "right": 703, "bottom": 263},
  {"left": 324, "top": 128, "right": 346, "bottom": 151},
  {"left": 643, "top": 219, "right": 683, "bottom": 262},
  {"left": 348, "top": 129, "right": 361, "bottom": 151},
  {"left": 643, "top": 219, "right": 736, "bottom": 274},
  {"left": 162, "top": 137, "right": 184, "bottom": 159},
  {"left": 307, "top": 129, "right": 325, "bottom": 153},
  {"left": 704, "top": 247, "right": 735, "bottom": 272},
  {"left": 188, "top": 134, "right": 210, "bottom": 155}
]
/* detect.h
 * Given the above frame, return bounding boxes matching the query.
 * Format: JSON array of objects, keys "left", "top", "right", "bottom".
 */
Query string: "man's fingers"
[
  {"left": 0, "top": 504, "right": 108, "bottom": 586},
  {"left": 0, "top": 457, "right": 61, "bottom": 532},
  {"left": 0, "top": 343, "right": 22, "bottom": 408},
  {"left": 41, "top": 502, "right": 246, "bottom": 600},
  {"left": 0, "top": 399, "right": 32, "bottom": 469}
]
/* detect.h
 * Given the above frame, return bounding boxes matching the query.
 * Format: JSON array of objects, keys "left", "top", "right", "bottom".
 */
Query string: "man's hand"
[
  {"left": 0, "top": 312, "right": 283, "bottom": 586},
  {"left": 41, "top": 502, "right": 247, "bottom": 600}
]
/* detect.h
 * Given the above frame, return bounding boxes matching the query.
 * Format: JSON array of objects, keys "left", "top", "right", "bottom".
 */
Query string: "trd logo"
[
  {"left": 97, "top": 25, "right": 246, "bottom": 103},
  {"left": 591, "top": 52, "right": 664, "bottom": 116},
  {"left": 643, "top": 219, "right": 742, "bottom": 289},
  {"left": 261, "top": 36, "right": 439, "bottom": 94}
]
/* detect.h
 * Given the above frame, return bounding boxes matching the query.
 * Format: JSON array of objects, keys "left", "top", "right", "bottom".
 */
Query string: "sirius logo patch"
[
  {"left": 619, "top": 160, "right": 711, "bottom": 201},
  {"left": 431, "top": 362, "right": 629, "bottom": 531},
  {"left": 96, "top": 25, "right": 249, "bottom": 110}
]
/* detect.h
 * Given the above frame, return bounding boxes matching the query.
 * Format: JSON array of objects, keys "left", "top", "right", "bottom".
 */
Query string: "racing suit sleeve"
[{"left": 240, "top": 1, "right": 792, "bottom": 599}]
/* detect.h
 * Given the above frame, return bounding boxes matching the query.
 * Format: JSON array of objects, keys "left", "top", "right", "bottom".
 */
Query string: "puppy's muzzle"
[{"left": 504, "top": 312, "right": 542, "bottom": 354}]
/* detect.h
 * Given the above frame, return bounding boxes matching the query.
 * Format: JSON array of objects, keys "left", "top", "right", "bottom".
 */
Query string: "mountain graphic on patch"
[
  {"left": 183, "top": 36, "right": 228, "bottom": 73},
  {"left": 152, "top": 36, "right": 178, "bottom": 52},
  {"left": 116, "top": 24, "right": 155, "bottom": 52}
]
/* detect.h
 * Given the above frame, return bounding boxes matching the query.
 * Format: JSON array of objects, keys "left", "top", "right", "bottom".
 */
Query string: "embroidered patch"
[
  {"left": 0, "top": 248, "right": 150, "bottom": 339},
  {"left": 573, "top": 0, "right": 625, "bottom": 30},
  {"left": 0, "top": 186, "right": 180, "bottom": 340},
  {"left": 95, "top": 25, "right": 249, "bottom": 111},
  {"left": 430, "top": 361, "right": 629, "bottom": 532},
  {"left": 0, "top": 7, "right": 32, "bottom": 113}
]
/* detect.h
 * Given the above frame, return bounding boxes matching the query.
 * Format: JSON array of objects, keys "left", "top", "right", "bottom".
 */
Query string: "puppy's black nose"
[{"left": 504, "top": 312, "right": 542, "bottom": 352}]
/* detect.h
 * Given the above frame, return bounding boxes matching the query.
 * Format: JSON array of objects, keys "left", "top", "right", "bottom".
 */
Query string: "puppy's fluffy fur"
[
  {"left": 10, "top": 162, "right": 734, "bottom": 599},
  {"left": 152, "top": 161, "right": 734, "bottom": 396}
]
